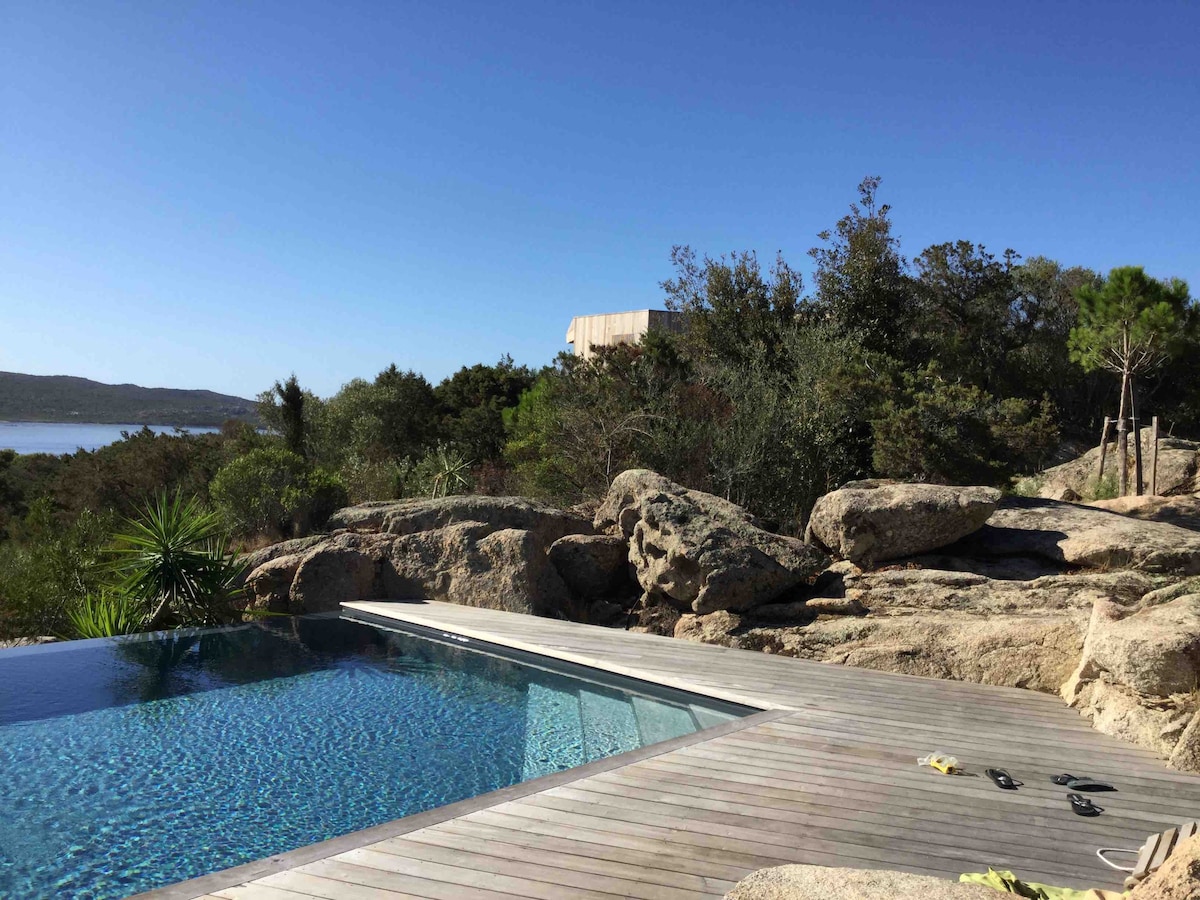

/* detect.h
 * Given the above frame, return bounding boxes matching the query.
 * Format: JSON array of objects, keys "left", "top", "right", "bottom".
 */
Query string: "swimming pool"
[{"left": 0, "top": 612, "right": 748, "bottom": 899}]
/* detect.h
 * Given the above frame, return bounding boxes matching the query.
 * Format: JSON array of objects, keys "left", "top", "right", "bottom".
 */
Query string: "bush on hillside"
[{"left": 210, "top": 447, "right": 347, "bottom": 539}]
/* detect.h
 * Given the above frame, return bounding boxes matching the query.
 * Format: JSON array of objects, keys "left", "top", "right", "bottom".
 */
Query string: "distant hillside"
[{"left": 0, "top": 372, "right": 259, "bottom": 426}]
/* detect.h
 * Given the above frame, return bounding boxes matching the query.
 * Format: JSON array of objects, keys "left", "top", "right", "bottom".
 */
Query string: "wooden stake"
[
  {"left": 1116, "top": 416, "right": 1129, "bottom": 497},
  {"left": 1151, "top": 416, "right": 1160, "bottom": 496},
  {"left": 1096, "top": 416, "right": 1111, "bottom": 483},
  {"left": 1116, "top": 368, "right": 1131, "bottom": 498},
  {"left": 1131, "top": 380, "right": 1144, "bottom": 497}
]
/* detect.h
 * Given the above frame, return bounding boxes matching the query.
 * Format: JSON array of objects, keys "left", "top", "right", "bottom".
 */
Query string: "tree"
[
  {"left": 1069, "top": 266, "right": 1192, "bottom": 494},
  {"left": 809, "top": 176, "right": 912, "bottom": 356},
  {"left": 1008, "top": 257, "right": 1102, "bottom": 430},
  {"left": 662, "top": 246, "right": 803, "bottom": 367},
  {"left": 912, "top": 241, "right": 1023, "bottom": 394},
  {"left": 871, "top": 366, "right": 1058, "bottom": 485},
  {"left": 433, "top": 356, "right": 535, "bottom": 462},
  {"left": 273, "top": 374, "right": 307, "bottom": 457}
]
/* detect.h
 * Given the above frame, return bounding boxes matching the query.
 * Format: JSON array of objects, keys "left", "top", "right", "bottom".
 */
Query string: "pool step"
[{"left": 520, "top": 683, "right": 585, "bottom": 780}]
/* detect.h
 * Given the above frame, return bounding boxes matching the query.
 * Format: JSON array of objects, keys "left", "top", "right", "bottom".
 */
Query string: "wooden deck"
[{"left": 141, "top": 599, "right": 1200, "bottom": 900}]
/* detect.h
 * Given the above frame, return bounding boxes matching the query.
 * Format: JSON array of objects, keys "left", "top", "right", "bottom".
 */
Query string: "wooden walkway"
[{"left": 142, "top": 599, "right": 1200, "bottom": 900}]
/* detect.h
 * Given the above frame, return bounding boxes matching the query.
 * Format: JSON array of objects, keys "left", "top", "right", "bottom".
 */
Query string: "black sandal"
[
  {"left": 1051, "top": 774, "right": 1116, "bottom": 791},
  {"left": 1068, "top": 793, "right": 1103, "bottom": 816},
  {"left": 986, "top": 768, "right": 1022, "bottom": 790}
]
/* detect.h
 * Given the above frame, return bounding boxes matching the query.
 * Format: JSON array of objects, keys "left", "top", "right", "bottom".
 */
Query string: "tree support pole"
[
  {"left": 1130, "top": 377, "right": 1144, "bottom": 497},
  {"left": 1117, "top": 368, "right": 1130, "bottom": 497},
  {"left": 1096, "top": 416, "right": 1111, "bottom": 484},
  {"left": 1151, "top": 416, "right": 1160, "bottom": 496}
]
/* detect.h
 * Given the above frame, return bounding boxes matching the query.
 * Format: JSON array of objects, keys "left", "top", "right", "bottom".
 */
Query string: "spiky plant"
[
  {"left": 66, "top": 591, "right": 145, "bottom": 639},
  {"left": 109, "top": 491, "right": 246, "bottom": 629}
]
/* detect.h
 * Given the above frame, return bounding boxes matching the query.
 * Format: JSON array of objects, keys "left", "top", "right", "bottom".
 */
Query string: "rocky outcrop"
[
  {"left": 234, "top": 535, "right": 325, "bottom": 591},
  {"left": 805, "top": 481, "right": 1000, "bottom": 567},
  {"left": 1091, "top": 494, "right": 1200, "bottom": 532},
  {"left": 330, "top": 495, "right": 592, "bottom": 546},
  {"left": 289, "top": 532, "right": 394, "bottom": 613},
  {"left": 676, "top": 605, "right": 1086, "bottom": 693},
  {"left": 382, "top": 523, "right": 569, "bottom": 616},
  {"left": 1062, "top": 595, "right": 1200, "bottom": 767},
  {"left": 549, "top": 533, "right": 636, "bottom": 601},
  {"left": 246, "top": 553, "right": 306, "bottom": 611},
  {"left": 1025, "top": 436, "right": 1200, "bottom": 501},
  {"left": 724, "top": 865, "right": 999, "bottom": 900},
  {"left": 832, "top": 567, "right": 1154, "bottom": 614},
  {"left": 241, "top": 495, "right": 585, "bottom": 618},
  {"left": 960, "top": 497, "right": 1200, "bottom": 575},
  {"left": 597, "top": 470, "right": 827, "bottom": 615}
]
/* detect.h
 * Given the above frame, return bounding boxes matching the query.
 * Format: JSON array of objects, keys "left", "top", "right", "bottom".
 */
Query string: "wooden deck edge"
[
  {"left": 130, "top": 703, "right": 791, "bottom": 900},
  {"left": 344, "top": 599, "right": 794, "bottom": 710}
]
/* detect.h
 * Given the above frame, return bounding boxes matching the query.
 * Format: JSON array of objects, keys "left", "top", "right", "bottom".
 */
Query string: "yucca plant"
[
  {"left": 429, "top": 446, "right": 473, "bottom": 499},
  {"left": 109, "top": 491, "right": 247, "bottom": 630},
  {"left": 66, "top": 591, "right": 145, "bottom": 639}
]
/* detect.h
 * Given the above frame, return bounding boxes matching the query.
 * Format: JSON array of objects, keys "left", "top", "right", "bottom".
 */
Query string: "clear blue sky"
[{"left": 2, "top": 1, "right": 1196, "bottom": 400}]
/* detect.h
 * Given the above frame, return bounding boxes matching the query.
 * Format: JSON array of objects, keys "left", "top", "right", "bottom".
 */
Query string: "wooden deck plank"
[
  {"left": 406, "top": 819, "right": 740, "bottom": 892},
  {"left": 368, "top": 836, "right": 713, "bottom": 900},
  {"left": 141, "top": 600, "right": 1200, "bottom": 900}
]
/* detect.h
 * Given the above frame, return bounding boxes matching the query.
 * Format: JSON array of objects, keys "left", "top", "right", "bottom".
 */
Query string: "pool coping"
[{"left": 130, "top": 606, "right": 792, "bottom": 900}]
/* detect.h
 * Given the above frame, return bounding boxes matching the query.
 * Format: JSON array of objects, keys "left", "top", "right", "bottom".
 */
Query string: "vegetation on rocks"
[{"left": 3, "top": 176, "right": 1198, "bottom": 664}]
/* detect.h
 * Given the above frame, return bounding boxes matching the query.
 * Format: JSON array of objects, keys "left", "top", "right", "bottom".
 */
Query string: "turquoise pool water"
[{"left": 0, "top": 613, "right": 745, "bottom": 899}]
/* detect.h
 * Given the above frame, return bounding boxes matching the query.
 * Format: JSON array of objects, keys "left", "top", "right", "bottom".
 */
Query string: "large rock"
[
  {"left": 805, "top": 481, "right": 1001, "bottom": 568},
  {"left": 668, "top": 564, "right": 1163, "bottom": 693},
  {"left": 289, "top": 532, "right": 394, "bottom": 613},
  {"left": 548, "top": 533, "right": 637, "bottom": 602},
  {"left": 678, "top": 608, "right": 1085, "bottom": 693},
  {"left": 277, "top": 522, "right": 573, "bottom": 617},
  {"left": 1063, "top": 595, "right": 1200, "bottom": 768},
  {"left": 246, "top": 553, "right": 306, "bottom": 612},
  {"left": 234, "top": 535, "right": 325, "bottom": 591},
  {"left": 1091, "top": 494, "right": 1200, "bottom": 533},
  {"left": 961, "top": 497, "right": 1200, "bottom": 575},
  {"left": 596, "top": 470, "right": 827, "bottom": 615},
  {"left": 329, "top": 495, "right": 592, "bottom": 546},
  {"left": 724, "top": 864, "right": 999, "bottom": 900},
  {"left": 833, "top": 567, "right": 1154, "bottom": 614},
  {"left": 381, "top": 522, "right": 570, "bottom": 617},
  {"left": 1130, "top": 833, "right": 1200, "bottom": 899},
  {"left": 1026, "top": 436, "right": 1200, "bottom": 501}
]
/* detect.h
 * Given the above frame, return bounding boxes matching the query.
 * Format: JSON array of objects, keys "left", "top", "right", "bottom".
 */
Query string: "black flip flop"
[
  {"left": 1067, "top": 793, "right": 1103, "bottom": 816},
  {"left": 986, "top": 768, "right": 1022, "bottom": 790},
  {"left": 1051, "top": 773, "right": 1116, "bottom": 791}
]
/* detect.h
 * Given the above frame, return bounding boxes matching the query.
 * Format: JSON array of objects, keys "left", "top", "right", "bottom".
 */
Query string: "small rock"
[{"left": 803, "top": 596, "right": 868, "bottom": 617}]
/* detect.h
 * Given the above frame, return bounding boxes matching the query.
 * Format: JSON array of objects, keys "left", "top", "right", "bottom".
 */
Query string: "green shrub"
[
  {"left": 66, "top": 591, "right": 145, "bottom": 639},
  {"left": 210, "top": 447, "right": 347, "bottom": 539},
  {"left": 0, "top": 500, "right": 111, "bottom": 639},
  {"left": 872, "top": 368, "right": 1059, "bottom": 485},
  {"left": 1082, "top": 473, "right": 1119, "bottom": 501},
  {"left": 406, "top": 445, "right": 474, "bottom": 499}
]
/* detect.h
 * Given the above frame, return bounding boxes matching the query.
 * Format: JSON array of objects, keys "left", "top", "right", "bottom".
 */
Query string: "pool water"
[{"left": 0, "top": 613, "right": 745, "bottom": 899}]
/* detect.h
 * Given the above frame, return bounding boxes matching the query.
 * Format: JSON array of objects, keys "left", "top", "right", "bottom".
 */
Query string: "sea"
[{"left": 0, "top": 422, "right": 222, "bottom": 456}]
